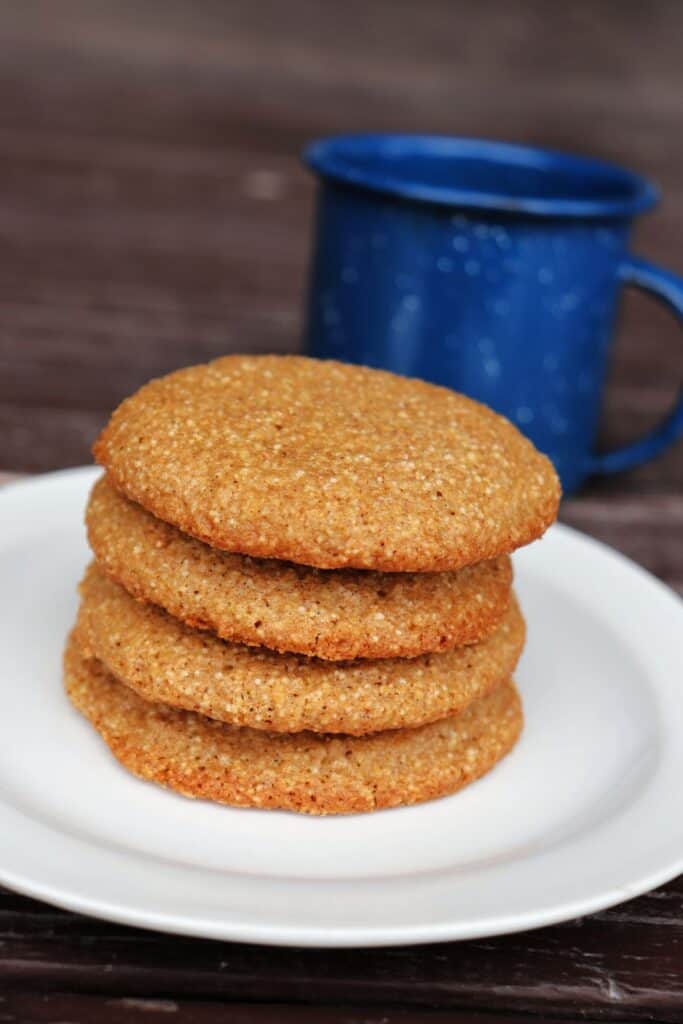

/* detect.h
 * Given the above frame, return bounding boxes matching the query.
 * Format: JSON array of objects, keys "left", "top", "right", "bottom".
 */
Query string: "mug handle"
[{"left": 587, "top": 255, "right": 683, "bottom": 475}]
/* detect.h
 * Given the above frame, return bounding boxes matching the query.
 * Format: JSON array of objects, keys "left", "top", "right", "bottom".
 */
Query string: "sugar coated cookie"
[
  {"left": 76, "top": 563, "right": 525, "bottom": 735},
  {"left": 65, "top": 632, "right": 523, "bottom": 815},
  {"left": 87, "top": 475, "right": 513, "bottom": 659},
  {"left": 94, "top": 355, "right": 560, "bottom": 571}
]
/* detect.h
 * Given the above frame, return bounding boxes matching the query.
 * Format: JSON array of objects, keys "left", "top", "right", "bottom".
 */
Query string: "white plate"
[{"left": 0, "top": 466, "right": 681, "bottom": 947}]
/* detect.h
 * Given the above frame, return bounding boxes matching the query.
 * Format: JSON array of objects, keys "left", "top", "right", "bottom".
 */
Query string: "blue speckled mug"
[{"left": 303, "top": 135, "right": 683, "bottom": 494}]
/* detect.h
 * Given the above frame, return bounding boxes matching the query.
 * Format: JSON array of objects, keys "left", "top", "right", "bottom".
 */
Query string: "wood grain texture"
[
  {"left": 0, "top": 880, "right": 682, "bottom": 1022},
  {"left": 0, "top": 993, "right": 608, "bottom": 1024},
  {"left": 0, "top": 1, "right": 681, "bottom": 1021},
  {"left": 0, "top": 0, "right": 681, "bottom": 488}
]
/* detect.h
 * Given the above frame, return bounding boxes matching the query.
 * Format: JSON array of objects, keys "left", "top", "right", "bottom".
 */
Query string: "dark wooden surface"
[
  {"left": 1, "top": 880, "right": 682, "bottom": 1023},
  {"left": 1, "top": 2, "right": 682, "bottom": 1021}
]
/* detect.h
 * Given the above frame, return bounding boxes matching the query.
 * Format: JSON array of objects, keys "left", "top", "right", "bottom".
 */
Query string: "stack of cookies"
[{"left": 64, "top": 356, "right": 560, "bottom": 815}]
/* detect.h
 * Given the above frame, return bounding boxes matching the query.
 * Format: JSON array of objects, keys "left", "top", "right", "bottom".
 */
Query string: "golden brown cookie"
[
  {"left": 87, "top": 476, "right": 513, "bottom": 660},
  {"left": 64, "top": 632, "right": 523, "bottom": 815},
  {"left": 76, "top": 563, "right": 525, "bottom": 735},
  {"left": 93, "top": 355, "right": 560, "bottom": 571}
]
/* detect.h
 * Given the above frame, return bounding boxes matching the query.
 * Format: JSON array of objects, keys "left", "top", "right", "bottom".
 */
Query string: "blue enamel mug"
[{"left": 302, "top": 135, "right": 683, "bottom": 494}]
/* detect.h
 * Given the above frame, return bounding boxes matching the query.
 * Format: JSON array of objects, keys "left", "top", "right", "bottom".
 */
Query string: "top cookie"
[{"left": 94, "top": 355, "right": 560, "bottom": 571}]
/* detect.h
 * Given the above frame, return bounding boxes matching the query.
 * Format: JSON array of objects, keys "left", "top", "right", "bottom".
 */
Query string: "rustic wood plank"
[
  {"left": 560, "top": 494, "right": 683, "bottom": 592},
  {"left": 0, "top": 0, "right": 680, "bottom": 481},
  {"left": 0, "top": 992, "right": 603, "bottom": 1024},
  {"left": 1, "top": 879, "right": 681, "bottom": 1022}
]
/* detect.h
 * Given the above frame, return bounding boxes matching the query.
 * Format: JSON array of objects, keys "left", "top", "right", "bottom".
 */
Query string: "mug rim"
[{"left": 303, "top": 134, "right": 658, "bottom": 219}]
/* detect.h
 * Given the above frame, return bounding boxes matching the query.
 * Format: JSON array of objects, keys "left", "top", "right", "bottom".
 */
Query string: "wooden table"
[{"left": 1, "top": 2, "right": 681, "bottom": 1020}]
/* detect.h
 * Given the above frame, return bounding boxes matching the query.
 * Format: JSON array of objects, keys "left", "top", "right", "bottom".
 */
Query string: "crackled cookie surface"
[
  {"left": 76, "top": 563, "right": 525, "bottom": 735},
  {"left": 94, "top": 355, "right": 560, "bottom": 571},
  {"left": 65, "top": 633, "right": 523, "bottom": 815},
  {"left": 87, "top": 476, "right": 513, "bottom": 659}
]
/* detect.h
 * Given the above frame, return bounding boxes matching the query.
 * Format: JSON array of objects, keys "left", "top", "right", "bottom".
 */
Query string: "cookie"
[
  {"left": 87, "top": 476, "right": 513, "bottom": 660},
  {"left": 64, "top": 632, "right": 523, "bottom": 815},
  {"left": 93, "top": 355, "right": 560, "bottom": 571},
  {"left": 76, "top": 563, "right": 525, "bottom": 735}
]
